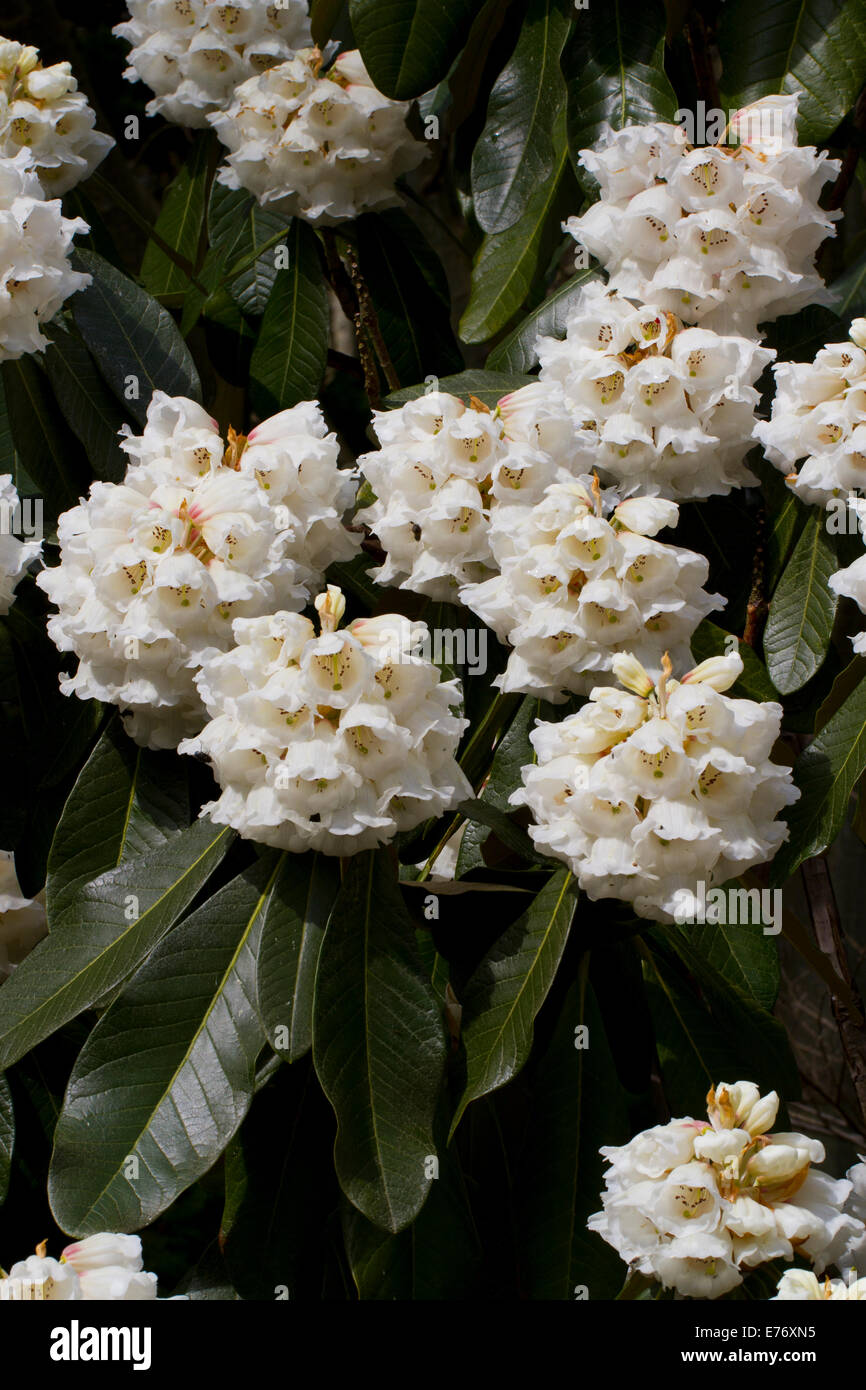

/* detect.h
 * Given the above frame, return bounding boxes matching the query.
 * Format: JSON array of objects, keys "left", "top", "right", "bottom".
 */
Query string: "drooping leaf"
[
  {"left": 449, "top": 867, "right": 578, "bottom": 1137},
  {"left": 207, "top": 184, "right": 293, "bottom": 318},
  {"left": 71, "top": 249, "right": 201, "bottom": 423},
  {"left": 140, "top": 135, "right": 212, "bottom": 299},
  {"left": 471, "top": 0, "right": 572, "bottom": 235},
  {"left": 718, "top": 0, "right": 866, "bottom": 145},
  {"left": 249, "top": 219, "right": 329, "bottom": 415},
  {"left": 48, "top": 854, "right": 279, "bottom": 1235},
  {"left": 256, "top": 853, "right": 341, "bottom": 1063},
  {"left": 349, "top": 0, "right": 479, "bottom": 99},
  {"left": 562, "top": 0, "right": 677, "bottom": 174},
  {"left": 513, "top": 968, "right": 628, "bottom": 1299},
  {"left": 763, "top": 508, "right": 837, "bottom": 695},
  {"left": 487, "top": 269, "right": 599, "bottom": 372},
  {"left": 312, "top": 849, "right": 448, "bottom": 1233},
  {"left": 0, "top": 819, "right": 233, "bottom": 1072},
  {"left": 457, "top": 695, "right": 550, "bottom": 874},
  {"left": 771, "top": 673, "right": 866, "bottom": 883}
]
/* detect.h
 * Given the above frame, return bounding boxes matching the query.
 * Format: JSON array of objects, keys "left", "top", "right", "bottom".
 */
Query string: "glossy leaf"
[
  {"left": 250, "top": 219, "right": 329, "bottom": 415},
  {"left": 71, "top": 249, "right": 201, "bottom": 423},
  {"left": 487, "top": 269, "right": 599, "bottom": 372},
  {"left": 140, "top": 136, "right": 211, "bottom": 299},
  {"left": 449, "top": 867, "right": 578, "bottom": 1137},
  {"left": 349, "top": 0, "right": 479, "bottom": 99},
  {"left": 256, "top": 853, "right": 340, "bottom": 1063},
  {"left": 43, "top": 324, "right": 128, "bottom": 483},
  {"left": 313, "top": 850, "right": 448, "bottom": 1233},
  {"left": 48, "top": 855, "right": 278, "bottom": 1234},
  {"left": 763, "top": 508, "right": 837, "bottom": 695}
]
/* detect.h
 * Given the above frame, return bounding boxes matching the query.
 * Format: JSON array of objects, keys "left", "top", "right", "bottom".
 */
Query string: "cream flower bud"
[
  {"left": 315, "top": 584, "right": 346, "bottom": 632},
  {"left": 209, "top": 49, "right": 426, "bottom": 225},
  {"left": 850, "top": 319, "right": 866, "bottom": 350},
  {"left": 681, "top": 653, "right": 743, "bottom": 692},
  {"left": 61, "top": 1233, "right": 144, "bottom": 1274},
  {"left": 611, "top": 653, "right": 655, "bottom": 698}
]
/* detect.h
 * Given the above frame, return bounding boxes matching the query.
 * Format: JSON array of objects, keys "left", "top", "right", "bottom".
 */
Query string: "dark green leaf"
[
  {"left": 771, "top": 673, "right": 866, "bottom": 883},
  {"left": 0, "top": 819, "right": 233, "bottom": 1072},
  {"left": 763, "top": 508, "right": 837, "bottom": 694},
  {"left": 718, "top": 0, "right": 866, "bottom": 145},
  {"left": 313, "top": 849, "right": 448, "bottom": 1233},
  {"left": 450, "top": 867, "right": 577, "bottom": 1137},
  {"left": 0, "top": 357, "right": 90, "bottom": 516},
  {"left": 457, "top": 695, "right": 548, "bottom": 873},
  {"left": 256, "top": 853, "right": 340, "bottom": 1062},
  {"left": 249, "top": 220, "right": 329, "bottom": 415},
  {"left": 140, "top": 135, "right": 211, "bottom": 298},
  {"left": 487, "top": 269, "right": 599, "bottom": 372},
  {"left": 71, "top": 249, "right": 201, "bottom": 424},
  {"left": 48, "top": 855, "right": 278, "bottom": 1234},
  {"left": 563, "top": 0, "right": 676, "bottom": 172},
  {"left": 513, "top": 969, "right": 628, "bottom": 1299},
  {"left": 0, "top": 1073, "right": 12, "bottom": 1203},
  {"left": 471, "top": 0, "right": 572, "bottom": 234},
  {"left": 207, "top": 184, "right": 293, "bottom": 318},
  {"left": 349, "top": 0, "right": 479, "bottom": 99},
  {"left": 43, "top": 324, "right": 129, "bottom": 483}
]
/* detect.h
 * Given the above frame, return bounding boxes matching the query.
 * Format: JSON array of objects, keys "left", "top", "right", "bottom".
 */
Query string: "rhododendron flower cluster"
[
  {"left": 0, "top": 38, "right": 113, "bottom": 194},
  {"left": 460, "top": 482, "right": 722, "bottom": 700},
  {"left": 37, "top": 392, "right": 358, "bottom": 749},
  {"left": 209, "top": 48, "right": 426, "bottom": 225},
  {"left": 773, "top": 1270, "right": 866, "bottom": 1299},
  {"left": 179, "top": 587, "right": 472, "bottom": 855},
  {"left": 0, "top": 473, "right": 41, "bottom": 612},
  {"left": 0, "top": 1233, "right": 178, "bottom": 1300},
  {"left": 757, "top": 319, "right": 866, "bottom": 506},
  {"left": 827, "top": 499, "right": 866, "bottom": 655},
  {"left": 114, "top": 0, "right": 312, "bottom": 128},
  {"left": 357, "top": 387, "right": 581, "bottom": 600},
  {"left": 532, "top": 280, "right": 774, "bottom": 499},
  {"left": 566, "top": 94, "right": 839, "bottom": 336},
  {"left": 589, "top": 1082, "right": 866, "bottom": 1298},
  {"left": 0, "top": 150, "right": 90, "bottom": 361},
  {"left": 512, "top": 651, "right": 798, "bottom": 921}
]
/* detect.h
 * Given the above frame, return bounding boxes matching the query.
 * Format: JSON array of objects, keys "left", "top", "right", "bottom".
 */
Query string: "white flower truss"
[
  {"left": 37, "top": 392, "right": 359, "bottom": 750},
  {"left": 511, "top": 651, "right": 798, "bottom": 922},
  {"left": 0, "top": 39, "right": 113, "bottom": 194},
  {"left": 209, "top": 48, "right": 427, "bottom": 225},
  {"left": 0, "top": 473, "right": 41, "bottom": 613},
  {"left": 460, "top": 481, "right": 723, "bottom": 701},
  {"left": 179, "top": 587, "right": 472, "bottom": 855},
  {"left": 114, "top": 0, "right": 312, "bottom": 129},
  {"left": 0, "top": 149, "right": 90, "bottom": 361},
  {"left": 0, "top": 1233, "right": 182, "bottom": 1300},
  {"left": 773, "top": 1269, "right": 866, "bottom": 1299},
  {"left": 567, "top": 95, "right": 839, "bottom": 336},
  {"left": 827, "top": 497, "right": 866, "bottom": 656},
  {"left": 589, "top": 1081, "right": 866, "bottom": 1299},
  {"left": 357, "top": 387, "right": 584, "bottom": 601},
  {"left": 0, "top": 850, "right": 46, "bottom": 983},
  {"left": 756, "top": 318, "right": 866, "bottom": 507},
  {"left": 533, "top": 279, "right": 774, "bottom": 499}
]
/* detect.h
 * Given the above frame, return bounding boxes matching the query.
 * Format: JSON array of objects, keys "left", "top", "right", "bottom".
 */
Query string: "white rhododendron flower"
[
  {"left": 0, "top": 1234, "right": 172, "bottom": 1300},
  {"left": 0, "top": 473, "right": 41, "bottom": 612},
  {"left": 460, "top": 480, "right": 723, "bottom": 700},
  {"left": 589, "top": 1082, "right": 866, "bottom": 1299},
  {"left": 756, "top": 319, "right": 866, "bottom": 506},
  {"left": 773, "top": 1269, "right": 866, "bottom": 1299},
  {"left": 114, "top": 0, "right": 312, "bottom": 128},
  {"left": 828, "top": 500, "right": 866, "bottom": 655},
  {"left": 511, "top": 651, "right": 798, "bottom": 921},
  {"left": 209, "top": 48, "right": 426, "bottom": 225},
  {"left": 567, "top": 95, "right": 839, "bottom": 336},
  {"left": 533, "top": 280, "right": 774, "bottom": 499},
  {"left": 0, "top": 39, "right": 113, "bottom": 194},
  {"left": 0, "top": 150, "right": 90, "bottom": 360},
  {"left": 179, "top": 587, "right": 472, "bottom": 855},
  {"left": 357, "top": 388, "right": 583, "bottom": 600},
  {"left": 37, "top": 392, "right": 359, "bottom": 749},
  {"left": 0, "top": 850, "right": 47, "bottom": 982}
]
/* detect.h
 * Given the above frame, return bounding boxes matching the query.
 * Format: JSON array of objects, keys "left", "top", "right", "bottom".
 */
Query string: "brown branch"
[
  {"left": 742, "top": 500, "right": 768, "bottom": 648},
  {"left": 343, "top": 244, "right": 401, "bottom": 396},
  {"left": 800, "top": 851, "right": 866, "bottom": 1135},
  {"left": 320, "top": 230, "right": 383, "bottom": 408},
  {"left": 685, "top": 7, "right": 721, "bottom": 115}
]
